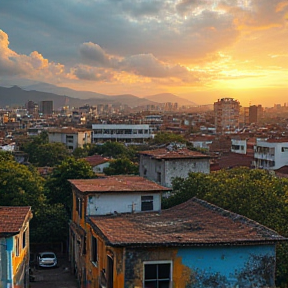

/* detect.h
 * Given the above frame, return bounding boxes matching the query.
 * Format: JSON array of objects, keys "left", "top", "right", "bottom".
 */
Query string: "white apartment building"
[
  {"left": 231, "top": 138, "right": 247, "bottom": 154},
  {"left": 48, "top": 127, "right": 92, "bottom": 151},
  {"left": 254, "top": 138, "right": 288, "bottom": 170},
  {"left": 92, "top": 124, "right": 152, "bottom": 143}
]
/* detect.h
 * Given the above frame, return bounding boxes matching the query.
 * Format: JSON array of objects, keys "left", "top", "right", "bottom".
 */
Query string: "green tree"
[
  {"left": 0, "top": 158, "right": 46, "bottom": 209},
  {"left": 0, "top": 150, "right": 14, "bottom": 162},
  {"left": 45, "top": 157, "right": 95, "bottom": 215},
  {"left": 103, "top": 158, "right": 139, "bottom": 175},
  {"left": 31, "top": 203, "right": 69, "bottom": 243},
  {"left": 22, "top": 131, "right": 69, "bottom": 166},
  {"left": 30, "top": 142, "right": 70, "bottom": 166},
  {"left": 149, "top": 132, "right": 186, "bottom": 145},
  {"left": 94, "top": 142, "right": 130, "bottom": 159}
]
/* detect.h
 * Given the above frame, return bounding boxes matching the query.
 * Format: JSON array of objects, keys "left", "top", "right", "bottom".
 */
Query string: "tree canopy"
[
  {"left": 103, "top": 158, "right": 139, "bottom": 175},
  {"left": 149, "top": 132, "right": 186, "bottom": 145},
  {"left": 23, "top": 131, "right": 70, "bottom": 166},
  {"left": 45, "top": 157, "right": 95, "bottom": 215}
]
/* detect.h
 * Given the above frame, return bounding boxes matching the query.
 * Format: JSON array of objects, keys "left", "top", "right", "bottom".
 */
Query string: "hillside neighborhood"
[{"left": 2, "top": 91, "right": 288, "bottom": 288}]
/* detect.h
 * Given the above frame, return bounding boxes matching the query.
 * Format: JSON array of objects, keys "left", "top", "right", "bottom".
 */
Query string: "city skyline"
[{"left": 0, "top": 0, "right": 287, "bottom": 107}]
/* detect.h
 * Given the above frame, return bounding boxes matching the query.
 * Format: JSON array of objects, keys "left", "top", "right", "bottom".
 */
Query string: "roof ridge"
[{"left": 192, "top": 197, "right": 284, "bottom": 239}]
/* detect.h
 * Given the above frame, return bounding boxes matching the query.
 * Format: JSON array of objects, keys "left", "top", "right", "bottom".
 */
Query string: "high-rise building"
[
  {"left": 39, "top": 100, "right": 53, "bottom": 115},
  {"left": 26, "top": 100, "right": 38, "bottom": 116},
  {"left": 214, "top": 98, "right": 240, "bottom": 134},
  {"left": 249, "top": 105, "right": 263, "bottom": 124}
]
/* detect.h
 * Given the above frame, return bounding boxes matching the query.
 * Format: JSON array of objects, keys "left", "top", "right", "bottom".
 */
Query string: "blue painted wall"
[{"left": 177, "top": 245, "right": 276, "bottom": 288}]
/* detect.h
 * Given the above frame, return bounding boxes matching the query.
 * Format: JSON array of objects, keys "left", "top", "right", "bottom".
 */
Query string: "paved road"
[{"left": 30, "top": 256, "right": 78, "bottom": 288}]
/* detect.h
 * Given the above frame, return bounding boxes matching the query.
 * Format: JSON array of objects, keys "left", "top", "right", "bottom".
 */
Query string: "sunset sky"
[{"left": 0, "top": 0, "right": 287, "bottom": 107}]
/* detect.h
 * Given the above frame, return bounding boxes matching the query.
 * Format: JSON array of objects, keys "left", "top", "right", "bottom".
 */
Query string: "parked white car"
[{"left": 37, "top": 252, "right": 58, "bottom": 268}]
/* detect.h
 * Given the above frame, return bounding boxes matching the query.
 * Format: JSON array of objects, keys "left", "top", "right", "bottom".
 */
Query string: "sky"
[{"left": 0, "top": 0, "right": 287, "bottom": 107}]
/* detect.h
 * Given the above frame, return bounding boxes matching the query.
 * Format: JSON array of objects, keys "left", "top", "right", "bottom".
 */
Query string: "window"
[
  {"left": 141, "top": 196, "right": 153, "bottom": 211},
  {"left": 282, "top": 147, "right": 288, "bottom": 152},
  {"left": 22, "top": 229, "right": 26, "bottom": 249},
  {"left": 157, "top": 172, "right": 161, "bottom": 183},
  {"left": 16, "top": 237, "right": 20, "bottom": 256},
  {"left": 82, "top": 236, "right": 86, "bottom": 255},
  {"left": 91, "top": 235, "right": 98, "bottom": 264},
  {"left": 144, "top": 262, "right": 172, "bottom": 288},
  {"left": 76, "top": 197, "right": 82, "bottom": 218}
]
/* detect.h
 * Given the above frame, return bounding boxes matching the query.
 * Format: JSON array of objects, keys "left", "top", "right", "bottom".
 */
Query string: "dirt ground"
[{"left": 29, "top": 255, "right": 78, "bottom": 288}]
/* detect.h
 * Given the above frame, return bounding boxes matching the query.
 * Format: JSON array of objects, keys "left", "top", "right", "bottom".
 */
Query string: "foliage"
[
  {"left": 103, "top": 158, "right": 139, "bottom": 175},
  {"left": 45, "top": 157, "right": 95, "bottom": 215},
  {"left": 23, "top": 131, "right": 69, "bottom": 166},
  {"left": 0, "top": 158, "right": 46, "bottom": 210},
  {"left": 0, "top": 150, "right": 14, "bottom": 162},
  {"left": 30, "top": 203, "right": 69, "bottom": 243},
  {"left": 163, "top": 167, "right": 288, "bottom": 287},
  {"left": 149, "top": 132, "right": 186, "bottom": 145}
]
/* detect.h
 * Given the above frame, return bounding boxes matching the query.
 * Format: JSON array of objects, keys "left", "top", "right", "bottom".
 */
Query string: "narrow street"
[{"left": 30, "top": 255, "right": 78, "bottom": 288}]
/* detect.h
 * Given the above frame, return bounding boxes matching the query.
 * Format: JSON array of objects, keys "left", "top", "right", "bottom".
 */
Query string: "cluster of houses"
[{"left": 1, "top": 142, "right": 288, "bottom": 288}]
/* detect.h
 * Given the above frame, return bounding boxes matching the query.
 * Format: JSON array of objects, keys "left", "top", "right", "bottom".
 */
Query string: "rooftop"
[
  {"left": 83, "top": 154, "right": 110, "bottom": 166},
  {"left": 139, "top": 148, "right": 210, "bottom": 159},
  {"left": 69, "top": 176, "right": 171, "bottom": 193},
  {"left": 88, "top": 198, "right": 285, "bottom": 247},
  {"left": 0, "top": 206, "right": 32, "bottom": 236}
]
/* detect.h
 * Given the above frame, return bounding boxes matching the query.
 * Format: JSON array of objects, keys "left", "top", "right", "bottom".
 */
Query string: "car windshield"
[{"left": 41, "top": 253, "right": 55, "bottom": 258}]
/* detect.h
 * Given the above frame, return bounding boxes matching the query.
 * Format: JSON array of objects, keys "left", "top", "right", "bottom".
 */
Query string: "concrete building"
[
  {"left": 254, "top": 138, "right": 288, "bottom": 170},
  {"left": 231, "top": 137, "right": 247, "bottom": 154},
  {"left": 68, "top": 177, "right": 285, "bottom": 288},
  {"left": 92, "top": 124, "right": 152, "bottom": 143},
  {"left": 39, "top": 100, "right": 53, "bottom": 116},
  {"left": 249, "top": 105, "right": 263, "bottom": 124},
  {"left": 139, "top": 146, "right": 210, "bottom": 187},
  {"left": 48, "top": 127, "right": 92, "bottom": 151},
  {"left": 214, "top": 98, "right": 240, "bottom": 134}
]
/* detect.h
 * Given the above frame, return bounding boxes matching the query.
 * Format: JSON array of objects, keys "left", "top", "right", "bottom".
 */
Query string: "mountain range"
[{"left": 0, "top": 83, "right": 197, "bottom": 110}]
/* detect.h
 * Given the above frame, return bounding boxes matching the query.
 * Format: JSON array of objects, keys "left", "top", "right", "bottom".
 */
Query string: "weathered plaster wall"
[
  {"left": 124, "top": 245, "right": 276, "bottom": 288},
  {"left": 164, "top": 158, "right": 210, "bottom": 187},
  {"left": 87, "top": 193, "right": 161, "bottom": 215}
]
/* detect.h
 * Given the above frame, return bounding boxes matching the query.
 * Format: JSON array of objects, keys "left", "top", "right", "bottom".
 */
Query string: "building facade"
[
  {"left": 48, "top": 128, "right": 92, "bottom": 151},
  {"left": 92, "top": 124, "right": 152, "bottom": 143},
  {"left": 68, "top": 179, "right": 284, "bottom": 288},
  {"left": 0, "top": 206, "right": 33, "bottom": 288},
  {"left": 139, "top": 147, "right": 210, "bottom": 187},
  {"left": 214, "top": 98, "right": 240, "bottom": 134},
  {"left": 39, "top": 101, "right": 53, "bottom": 116},
  {"left": 254, "top": 138, "right": 288, "bottom": 170}
]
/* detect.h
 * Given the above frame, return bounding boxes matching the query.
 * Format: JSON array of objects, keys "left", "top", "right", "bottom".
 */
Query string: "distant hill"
[
  {"left": 145, "top": 93, "right": 197, "bottom": 106},
  {"left": 0, "top": 83, "right": 198, "bottom": 109}
]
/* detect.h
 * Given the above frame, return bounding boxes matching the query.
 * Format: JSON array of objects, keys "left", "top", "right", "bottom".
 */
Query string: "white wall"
[{"left": 87, "top": 192, "right": 161, "bottom": 215}]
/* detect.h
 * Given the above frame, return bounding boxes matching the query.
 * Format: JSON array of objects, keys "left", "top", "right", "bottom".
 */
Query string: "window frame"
[
  {"left": 141, "top": 195, "right": 154, "bottom": 211},
  {"left": 15, "top": 236, "right": 20, "bottom": 257},
  {"left": 22, "top": 228, "right": 27, "bottom": 249},
  {"left": 91, "top": 235, "right": 98, "bottom": 265},
  {"left": 143, "top": 260, "right": 173, "bottom": 288}
]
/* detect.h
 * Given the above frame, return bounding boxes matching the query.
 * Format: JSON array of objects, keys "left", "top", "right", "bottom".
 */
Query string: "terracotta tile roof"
[
  {"left": 211, "top": 152, "right": 253, "bottom": 171},
  {"left": 266, "top": 138, "right": 288, "bottom": 143},
  {"left": 139, "top": 148, "right": 210, "bottom": 159},
  {"left": 0, "top": 206, "right": 32, "bottom": 236},
  {"left": 69, "top": 176, "right": 171, "bottom": 193},
  {"left": 48, "top": 128, "right": 91, "bottom": 134},
  {"left": 88, "top": 198, "right": 285, "bottom": 247},
  {"left": 83, "top": 155, "right": 109, "bottom": 166}
]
